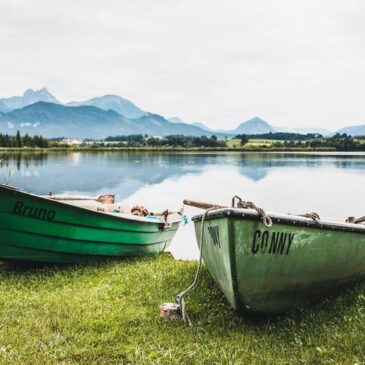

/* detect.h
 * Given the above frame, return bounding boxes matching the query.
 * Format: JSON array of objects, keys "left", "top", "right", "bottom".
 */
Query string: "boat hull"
[
  {"left": 0, "top": 185, "right": 181, "bottom": 264},
  {"left": 193, "top": 209, "right": 365, "bottom": 314}
]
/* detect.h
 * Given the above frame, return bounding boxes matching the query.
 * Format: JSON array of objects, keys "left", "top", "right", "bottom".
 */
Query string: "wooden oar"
[
  {"left": 355, "top": 216, "right": 365, "bottom": 224},
  {"left": 346, "top": 216, "right": 365, "bottom": 224},
  {"left": 183, "top": 199, "right": 226, "bottom": 210},
  {"left": 45, "top": 194, "right": 115, "bottom": 204}
]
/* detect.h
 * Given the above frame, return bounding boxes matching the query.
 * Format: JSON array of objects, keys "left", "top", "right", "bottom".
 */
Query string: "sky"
[{"left": 0, "top": 0, "right": 364, "bottom": 130}]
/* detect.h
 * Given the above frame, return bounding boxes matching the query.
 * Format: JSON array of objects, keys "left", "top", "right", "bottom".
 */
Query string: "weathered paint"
[
  {"left": 193, "top": 209, "right": 365, "bottom": 313},
  {"left": 0, "top": 185, "right": 181, "bottom": 264}
]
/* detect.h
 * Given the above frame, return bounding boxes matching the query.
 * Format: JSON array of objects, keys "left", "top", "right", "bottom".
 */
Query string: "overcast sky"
[{"left": 0, "top": 0, "right": 364, "bottom": 130}]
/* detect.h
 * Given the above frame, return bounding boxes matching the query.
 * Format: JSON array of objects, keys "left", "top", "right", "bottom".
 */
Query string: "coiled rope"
[
  {"left": 175, "top": 206, "right": 220, "bottom": 326},
  {"left": 299, "top": 212, "right": 321, "bottom": 223},
  {"left": 232, "top": 195, "right": 273, "bottom": 228}
]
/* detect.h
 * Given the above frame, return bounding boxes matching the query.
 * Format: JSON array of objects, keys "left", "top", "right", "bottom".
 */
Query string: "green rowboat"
[
  {"left": 0, "top": 184, "right": 182, "bottom": 264},
  {"left": 192, "top": 203, "right": 365, "bottom": 314}
]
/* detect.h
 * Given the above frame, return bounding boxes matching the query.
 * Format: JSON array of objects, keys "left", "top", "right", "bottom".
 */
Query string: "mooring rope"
[
  {"left": 299, "top": 212, "right": 321, "bottom": 223},
  {"left": 175, "top": 206, "right": 219, "bottom": 326},
  {"left": 175, "top": 196, "right": 272, "bottom": 325},
  {"left": 233, "top": 195, "right": 273, "bottom": 228}
]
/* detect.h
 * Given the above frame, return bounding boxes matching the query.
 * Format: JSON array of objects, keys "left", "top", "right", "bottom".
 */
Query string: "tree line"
[
  {"left": 0, "top": 131, "right": 48, "bottom": 148},
  {"left": 235, "top": 132, "right": 322, "bottom": 141},
  {"left": 103, "top": 134, "right": 226, "bottom": 147},
  {"left": 1, "top": 131, "right": 365, "bottom": 151},
  {"left": 272, "top": 134, "right": 365, "bottom": 151}
]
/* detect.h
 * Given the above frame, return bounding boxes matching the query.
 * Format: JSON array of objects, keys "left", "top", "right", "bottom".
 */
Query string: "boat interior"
[{"left": 44, "top": 195, "right": 184, "bottom": 224}]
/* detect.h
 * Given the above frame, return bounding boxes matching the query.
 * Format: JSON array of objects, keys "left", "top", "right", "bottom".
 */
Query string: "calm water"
[{"left": 1, "top": 151, "right": 365, "bottom": 259}]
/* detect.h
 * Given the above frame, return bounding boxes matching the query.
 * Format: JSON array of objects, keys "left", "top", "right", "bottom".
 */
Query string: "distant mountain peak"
[
  {"left": 168, "top": 116, "right": 184, "bottom": 124},
  {"left": 336, "top": 123, "right": 365, "bottom": 137},
  {"left": 67, "top": 94, "right": 145, "bottom": 119},
  {"left": 24, "top": 87, "right": 47, "bottom": 95},
  {"left": 245, "top": 116, "right": 268, "bottom": 124},
  {"left": 192, "top": 122, "right": 213, "bottom": 131},
  {"left": 24, "top": 88, "right": 58, "bottom": 102},
  {"left": 140, "top": 112, "right": 166, "bottom": 121},
  {"left": 99, "top": 94, "right": 126, "bottom": 99},
  {"left": 231, "top": 116, "right": 274, "bottom": 135},
  {"left": 168, "top": 117, "right": 213, "bottom": 132},
  {"left": 0, "top": 88, "right": 59, "bottom": 112}
]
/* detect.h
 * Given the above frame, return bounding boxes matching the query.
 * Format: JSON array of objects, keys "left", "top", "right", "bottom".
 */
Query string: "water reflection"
[{"left": 1, "top": 151, "right": 365, "bottom": 259}]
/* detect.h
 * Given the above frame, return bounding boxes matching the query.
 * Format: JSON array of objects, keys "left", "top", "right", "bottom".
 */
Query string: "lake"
[{"left": 1, "top": 151, "right": 365, "bottom": 259}]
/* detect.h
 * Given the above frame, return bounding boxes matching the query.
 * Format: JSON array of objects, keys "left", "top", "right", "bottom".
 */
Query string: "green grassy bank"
[{"left": 0, "top": 254, "right": 364, "bottom": 364}]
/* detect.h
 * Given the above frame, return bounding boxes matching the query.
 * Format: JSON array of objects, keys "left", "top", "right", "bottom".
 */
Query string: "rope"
[
  {"left": 174, "top": 196, "right": 272, "bottom": 325},
  {"left": 175, "top": 206, "right": 219, "bottom": 326},
  {"left": 299, "top": 212, "right": 321, "bottom": 223},
  {"left": 232, "top": 196, "right": 321, "bottom": 226},
  {"left": 233, "top": 195, "right": 272, "bottom": 228}
]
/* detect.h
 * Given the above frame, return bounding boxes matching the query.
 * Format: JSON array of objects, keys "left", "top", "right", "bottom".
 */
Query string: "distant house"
[{"left": 60, "top": 138, "right": 83, "bottom": 145}]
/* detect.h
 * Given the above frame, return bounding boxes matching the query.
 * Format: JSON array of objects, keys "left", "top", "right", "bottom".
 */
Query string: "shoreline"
[{"left": 0, "top": 146, "right": 340, "bottom": 153}]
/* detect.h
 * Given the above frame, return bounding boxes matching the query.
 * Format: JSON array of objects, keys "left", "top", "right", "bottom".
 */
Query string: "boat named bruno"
[{"left": 0, "top": 184, "right": 183, "bottom": 264}]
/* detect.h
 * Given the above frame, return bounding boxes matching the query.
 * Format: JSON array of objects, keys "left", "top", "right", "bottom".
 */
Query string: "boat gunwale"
[
  {"left": 0, "top": 184, "right": 183, "bottom": 226},
  {"left": 192, "top": 208, "right": 365, "bottom": 234}
]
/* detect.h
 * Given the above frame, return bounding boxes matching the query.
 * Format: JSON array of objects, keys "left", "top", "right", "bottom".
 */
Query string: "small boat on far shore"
[
  {"left": 0, "top": 184, "right": 183, "bottom": 264},
  {"left": 186, "top": 197, "right": 365, "bottom": 314}
]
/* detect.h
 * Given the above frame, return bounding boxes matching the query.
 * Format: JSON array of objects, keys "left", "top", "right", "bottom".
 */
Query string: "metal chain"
[
  {"left": 175, "top": 206, "right": 219, "bottom": 326},
  {"left": 233, "top": 195, "right": 273, "bottom": 228}
]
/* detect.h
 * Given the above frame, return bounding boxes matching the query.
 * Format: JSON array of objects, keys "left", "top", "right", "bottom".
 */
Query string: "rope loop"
[
  {"left": 299, "top": 212, "right": 321, "bottom": 223},
  {"left": 175, "top": 206, "right": 219, "bottom": 326},
  {"left": 232, "top": 195, "right": 273, "bottom": 228}
]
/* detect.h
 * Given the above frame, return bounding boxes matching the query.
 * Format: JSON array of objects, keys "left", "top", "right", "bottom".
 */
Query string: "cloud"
[
  {"left": 0, "top": 0, "right": 364, "bottom": 129},
  {"left": 19, "top": 122, "right": 40, "bottom": 128}
]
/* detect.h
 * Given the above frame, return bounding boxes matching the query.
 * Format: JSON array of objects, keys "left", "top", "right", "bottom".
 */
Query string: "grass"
[{"left": 0, "top": 254, "right": 364, "bottom": 364}]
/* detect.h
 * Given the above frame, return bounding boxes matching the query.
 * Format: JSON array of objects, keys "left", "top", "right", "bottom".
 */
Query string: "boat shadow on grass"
[{"left": 0, "top": 255, "right": 144, "bottom": 277}]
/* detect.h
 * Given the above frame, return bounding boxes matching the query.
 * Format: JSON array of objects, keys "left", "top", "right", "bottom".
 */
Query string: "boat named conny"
[
  {"left": 192, "top": 205, "right": 365, "bottom": 314},
  {"left": 0, "top": 184, "right": 182, "bottom": 264}
]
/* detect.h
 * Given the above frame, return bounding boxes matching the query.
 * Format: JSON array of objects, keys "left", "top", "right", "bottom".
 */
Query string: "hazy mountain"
[
  {"left": 0, "top": 102, "right": 211, "bottom": 138},
  {"left": 134, "top": 113, "right": 213, "bottom": 136},
  {"left": 0, "top": 102, "right": 135, "bottom": 139},
  {"left": 0, "top": 100, "right": 8, "bottom": 113},
  {"left": 274, "top": 126, "right": 332, "bottom": 136},
  {"left": 0, "top": 88, "right": 59, "bottom": 111},
  {"left": 169, "top": 117, "right": 213, "bottom": 132},
  {"left": 168, "top": 117, "right": 184, "bottom": 124},
  {"left": 296, "top": 128, "right": 332, "bottom": 136},
  {"left": 336, "top": 124, "right": 365, "bottom": 136},
  {"left": 67, "top": 94, "right": 145, "bottom": 119},
  {"left": 228, "top": 117, "right": 275, "bottom": 135},
  {"left": 192, "top": 122, "right": 213, "bottom": 131},
  {"left": 2, "top": 89, "right": 363, "bottom": 138}
]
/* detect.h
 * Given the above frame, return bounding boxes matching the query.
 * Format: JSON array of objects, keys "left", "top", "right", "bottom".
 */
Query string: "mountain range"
[
  {"left": 0, "top": 88, "right": 364, "bottom": 138},
  {"left": 0, "top": 88, "right": 59, "bottom": 113}
]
